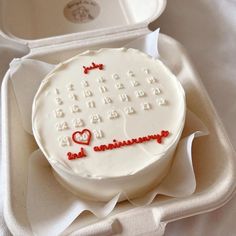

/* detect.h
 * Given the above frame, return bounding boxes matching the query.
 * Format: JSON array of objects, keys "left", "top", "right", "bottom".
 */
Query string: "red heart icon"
[{"left": 72, "top": 129, "right": 92, "bottom": 145}]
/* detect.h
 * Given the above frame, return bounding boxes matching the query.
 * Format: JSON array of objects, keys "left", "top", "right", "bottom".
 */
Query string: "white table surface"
[{"left": 1, "top": 0, "right": 236, "bottom": 235}]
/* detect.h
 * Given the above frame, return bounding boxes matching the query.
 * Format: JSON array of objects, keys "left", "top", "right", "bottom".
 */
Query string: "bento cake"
[{"left": 32, "top": 48, "right": 186, "bottom": 201}]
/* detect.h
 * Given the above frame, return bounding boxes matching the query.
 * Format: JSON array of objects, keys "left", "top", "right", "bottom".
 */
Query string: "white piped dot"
[
  {"left": 90, "top": 114, "right": 102, "bottom": 123},
  {"left": 157, "top": 98, "right": 167, "bottom": 106},
  {"left": 108, "top": 110, "right": 119, "bottom": 119},
  {"left": 135, "top": 90, "right": 146, "bottom": 98},
  {"left": 75, "top": 133, "right": 89, "bottom": 142},
  {"left": 119, "top": 94, "right": 129, "bottom": 102},
  {"left": 143, "top": 68, "right": 150, "bottom": 74},
  {"left": 67, "top": 84, "right": 74, "bottom": 91},
  {"left": 55, "top": 97, "right": 63, "bottom": 105},
  {"left": 103, "top": 97, "right": 112, "bottom": 104},
  {"left": 146, "top": 76, "right": 157, "bottom": 84},
  {"left": 112, "top": 74, "right": 120, "bottom": 80},
  {"left": 56, "top": 122, "right": 69, "bottom": 131},
  {"left": 72, "top": 118, "right": 84, "bottom": 128},
  {"left": 127, "top": 70, "right": 135, "bottom": 77},
  {"left": 68, "top": 93, "right": 78, "bottom": 100},
  {"left": 99, "top": 86, "right": 108, "bottom": 93},
  {"left": 58, "top": 136, "right": 71, "bottom": 147},
  {"left": 141, "top": 103, "right": 151, "bottom": 110},
  {"left": 71, "top": 104, "right": 80, "bottom": 113},
  {"left": 93, "top": 129, "right": 103, "bottom": 139},
  {"left": 124, "top": 107, "right": 135, "bottom": 115},
  {"left": 81, "top": 80, "right": 89, "bottom": 87},
  {"left": 152, "top": 87, "right": 161, "bottom": 95},
  {"left": 97, "top": 77, "right": 105, "bottom": 83},
  {"left": 87, "top": 101, "right": 95, "bottom": 108},
  {"left": 83, "top": 89, "right": 93, "bottom": 97},
  {"left": 130, "top": 80, "right": 140, "bottom": 87},
  {"left": 54, "top": 108, "right": 64, "bottom": 118},
  {"left": 115, "top": 83, "right": 124, "bottom": 89}
]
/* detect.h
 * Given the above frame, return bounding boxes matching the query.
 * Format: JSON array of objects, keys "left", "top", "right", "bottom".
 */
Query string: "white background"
[
  {"left": 156, "top": 1, "right": 236, "bottom": 235},
  {"left": 1, "top": 0, "right": 236, "bottom": 235}
]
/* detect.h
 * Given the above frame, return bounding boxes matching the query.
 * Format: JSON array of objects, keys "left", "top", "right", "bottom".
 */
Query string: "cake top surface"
[{"left": 32, "top": 48, "right": 186, "bottom": 178}]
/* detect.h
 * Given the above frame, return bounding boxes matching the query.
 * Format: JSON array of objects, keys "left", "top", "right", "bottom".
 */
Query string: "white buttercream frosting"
[{"left": 32, "top": 48, "right": 186, "bottom": 201}]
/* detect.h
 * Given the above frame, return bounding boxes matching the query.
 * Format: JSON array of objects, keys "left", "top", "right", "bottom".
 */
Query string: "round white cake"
[{"left": 32, "top": 48, "right": 186, "bottom": 201}]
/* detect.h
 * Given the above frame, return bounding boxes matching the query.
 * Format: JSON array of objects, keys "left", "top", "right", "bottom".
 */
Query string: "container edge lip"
[
  {"left": 158, "top": 172, "right": 236, "bottom": 223},
  {"left": 27, "top": 28, "right": 150, "bottom": 57},
  {"left": 1, "top": 70, "right": 17, "bottom": 234}
]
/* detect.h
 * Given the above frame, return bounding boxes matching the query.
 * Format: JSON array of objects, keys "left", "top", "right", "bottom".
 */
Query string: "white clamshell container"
[
  {"left": 1, "top": 0, "right": 236, "bottom": 235},
  {"left": 0, "top": 0, "right": 166, "bottom": 48}
]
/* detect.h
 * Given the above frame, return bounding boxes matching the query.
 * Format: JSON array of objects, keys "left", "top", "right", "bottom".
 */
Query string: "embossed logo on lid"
[{"left": 64, "top": 0, "right": 100, "bottom": 24}]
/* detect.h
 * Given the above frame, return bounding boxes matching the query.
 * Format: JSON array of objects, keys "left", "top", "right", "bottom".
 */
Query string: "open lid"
[{"left": 0, "top": 0, "right": 166, "bottom": 48}]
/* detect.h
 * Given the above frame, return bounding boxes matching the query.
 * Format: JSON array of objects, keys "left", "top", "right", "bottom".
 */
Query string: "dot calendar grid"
[{"left": 50, "top": 68, "right": 168, "bottom": 148}]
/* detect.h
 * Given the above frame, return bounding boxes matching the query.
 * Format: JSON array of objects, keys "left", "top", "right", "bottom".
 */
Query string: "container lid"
[{"left": 0, "top": 0, "right": 166, "bottom": 48}]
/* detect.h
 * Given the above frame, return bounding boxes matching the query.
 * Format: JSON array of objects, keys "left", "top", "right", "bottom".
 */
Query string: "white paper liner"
[
  {"left": 9, "top": 58, "right": 54, "bottom": 134},
  {"left": 27, "top": 110, "right": 208, "bottom": 235},
  {"left": 8, "top": 29, "right": 209, "bottom": 235}
]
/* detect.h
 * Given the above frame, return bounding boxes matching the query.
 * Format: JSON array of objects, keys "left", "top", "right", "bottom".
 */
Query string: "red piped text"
[
  {"left": 83, "top": 62, "right": 104, "bottom": 74},
  {"left": 67, "top": 148, "right": 87, "bottom": 160},
  {"left": 93, "top": 130, "right": 170, "bottom": 152}
]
